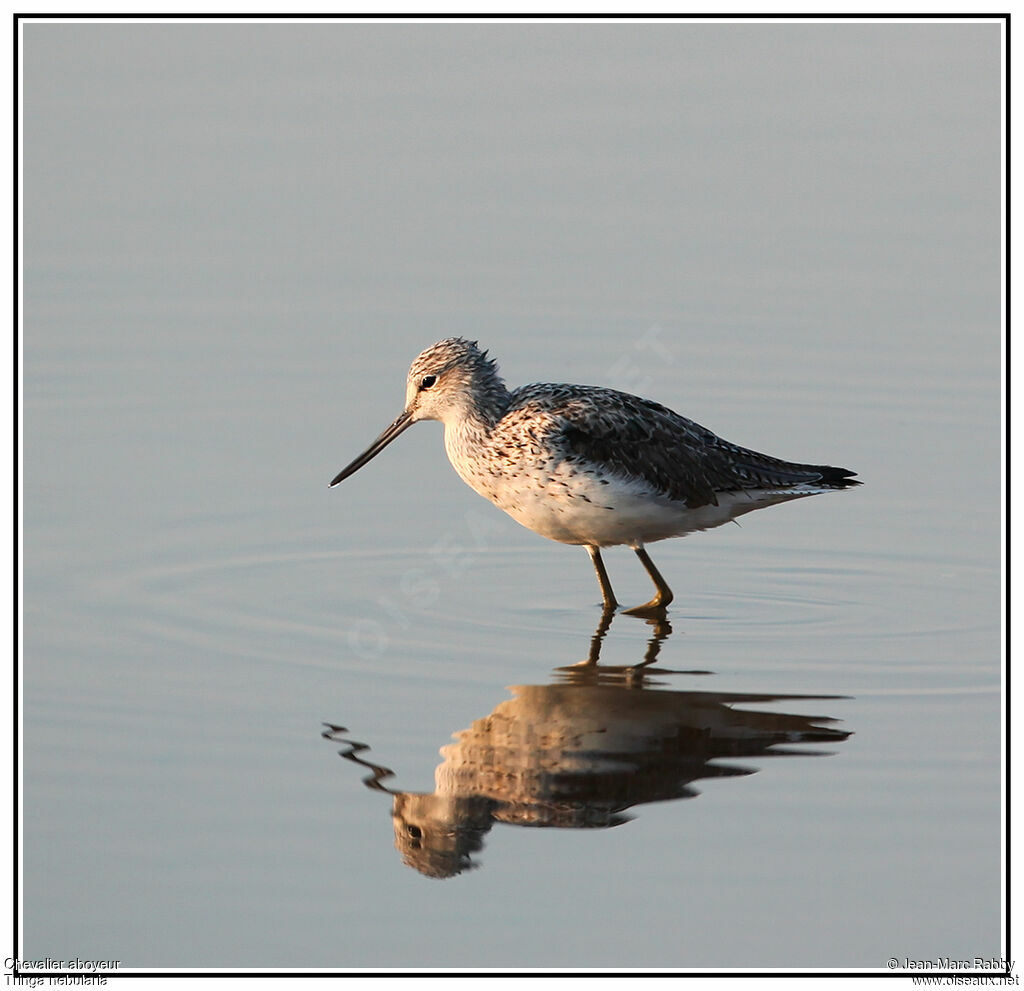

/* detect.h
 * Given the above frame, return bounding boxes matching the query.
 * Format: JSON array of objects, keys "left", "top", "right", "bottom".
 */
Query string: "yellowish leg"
[
  {"left": 585, "top": 545, "right": 619, "bottom": 612},
  {"left": 622, "top": 546, "right": 674, "bottom": 615}
]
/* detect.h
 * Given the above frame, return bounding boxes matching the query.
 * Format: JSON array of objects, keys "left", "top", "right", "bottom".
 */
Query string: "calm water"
[{"left": 21, "top": 21, "right": 1002, "bottom": 970}]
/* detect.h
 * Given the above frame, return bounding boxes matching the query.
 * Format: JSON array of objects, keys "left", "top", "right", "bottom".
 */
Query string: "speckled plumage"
[{"left": 331, "top": 338, "right": 859, "bottom": 613}]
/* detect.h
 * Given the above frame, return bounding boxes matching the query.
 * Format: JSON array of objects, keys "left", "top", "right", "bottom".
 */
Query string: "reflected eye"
[{"left": 420, "top": 375, "right": 437, "bottom": 390}]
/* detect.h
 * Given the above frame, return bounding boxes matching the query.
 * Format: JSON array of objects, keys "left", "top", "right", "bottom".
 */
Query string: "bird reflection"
[
  {"left": 324, "top": 616, "right": 851, "bottom": 879},
  {"left": 577, "top": 606, "right": 675, "bottom": 668}
]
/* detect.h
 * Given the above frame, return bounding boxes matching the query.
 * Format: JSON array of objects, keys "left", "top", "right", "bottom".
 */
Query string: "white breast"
[{"left": 443, "top": 420, "right": 821, "bottom": 548}]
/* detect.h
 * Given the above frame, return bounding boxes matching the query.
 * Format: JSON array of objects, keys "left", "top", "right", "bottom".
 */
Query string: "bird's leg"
[
  {"left": 585, "top": 545, "right": 619, "bottom": 612},
  {"left": 623, "top": 545, "right": 674, "bottom": 616}
]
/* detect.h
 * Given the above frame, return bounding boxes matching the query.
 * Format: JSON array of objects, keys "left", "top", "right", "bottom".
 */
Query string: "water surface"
[{"left": 22, "top": 20, "right": 1002, "bottom": 970}]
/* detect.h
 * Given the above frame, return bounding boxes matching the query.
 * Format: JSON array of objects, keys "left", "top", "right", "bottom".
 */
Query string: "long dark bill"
[{"left": 329, "top": 410, "right": 414, "bottom": 487}]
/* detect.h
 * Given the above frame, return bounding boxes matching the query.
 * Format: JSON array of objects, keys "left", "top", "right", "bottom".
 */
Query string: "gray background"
[{"left": 23, "top": 21, "right": 1001, "bottom": 969}]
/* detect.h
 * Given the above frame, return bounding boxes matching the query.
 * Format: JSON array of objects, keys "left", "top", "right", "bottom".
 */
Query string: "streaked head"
[
  {"left": 329, "top": 338, "right": 506, "bottom": 487},
  {"left": 401, "top": 337, "right": 502, "bottom": 424}
]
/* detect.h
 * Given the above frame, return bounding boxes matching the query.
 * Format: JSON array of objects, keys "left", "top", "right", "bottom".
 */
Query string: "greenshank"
[{"left": 330, "top": 338, "right": 859, "bottom": 614}]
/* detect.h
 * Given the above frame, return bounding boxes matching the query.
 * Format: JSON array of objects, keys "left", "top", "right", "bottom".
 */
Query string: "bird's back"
[{"left": 497, "top": 383, "right": 859, "bottom": 510}]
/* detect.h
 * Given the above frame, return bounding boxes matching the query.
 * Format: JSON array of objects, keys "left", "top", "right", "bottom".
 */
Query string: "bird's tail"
[{"left": 813, "top": 465, "right": 861, "bottom": 488}]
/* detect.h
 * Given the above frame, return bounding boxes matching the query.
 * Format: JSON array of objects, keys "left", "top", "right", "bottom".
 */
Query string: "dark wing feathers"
[{"left": 523, "top": 386, "right": 858, "bottom": 509}]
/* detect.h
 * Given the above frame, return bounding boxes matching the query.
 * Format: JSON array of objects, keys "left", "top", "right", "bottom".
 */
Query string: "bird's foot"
[{"left": 621, "top": 597, "right": 672, "bottom": 618}]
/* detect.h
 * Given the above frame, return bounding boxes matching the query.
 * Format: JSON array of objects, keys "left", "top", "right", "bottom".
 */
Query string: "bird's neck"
[
  {"left": 444, "top": 413, "right": 491, "bottom": 465},
  {"left": 443, "top": 374, "right": 511, "bottom": 459},
  {"left": 461, "top": 370, "right": 512, "bottom": 430}
]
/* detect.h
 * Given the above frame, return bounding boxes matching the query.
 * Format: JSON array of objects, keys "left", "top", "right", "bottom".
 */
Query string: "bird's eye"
[{"left": 420, "top": 375, "right": 437, "bottom": 390}]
